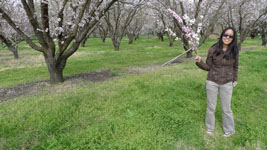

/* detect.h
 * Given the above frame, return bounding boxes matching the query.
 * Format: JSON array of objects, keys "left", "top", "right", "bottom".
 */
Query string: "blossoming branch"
[{"left": 167, "top": 8, "right": 201, "bottom": 52}]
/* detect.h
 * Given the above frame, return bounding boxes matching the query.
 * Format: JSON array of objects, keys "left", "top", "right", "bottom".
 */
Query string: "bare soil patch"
[
  {"left": 146, "top": 46, "right": 162, "bottom": 49},
  {"left": 241, "top": 46, "right": 260, "bottom": 51},
  {"left": 0, "top": 70, "right": 111, "bottom": 102}
]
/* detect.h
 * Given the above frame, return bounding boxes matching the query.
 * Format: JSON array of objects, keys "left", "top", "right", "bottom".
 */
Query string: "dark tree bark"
[
  {"left": 157, "top": 31, "right": 164, "bottom": 41},
  {"left": 0, "top": 34, "right": 19, "bottom": 59},
  {"left": 262, "top": 33, "right": 267, "bottom": 46},
  {"left": 259, "top": 23, "right": 267, "bottom": 46},
  {"left": 11, "top": 46, "right": 19, "bottom": 59}
]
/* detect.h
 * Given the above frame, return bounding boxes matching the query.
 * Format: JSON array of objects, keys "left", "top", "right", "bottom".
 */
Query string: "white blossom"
[
  {"left": 55, "top": 27, "right": 64, "bottom": 34},
  {"left": 37, "top": 28, "right": 44, "bottom": 32}
]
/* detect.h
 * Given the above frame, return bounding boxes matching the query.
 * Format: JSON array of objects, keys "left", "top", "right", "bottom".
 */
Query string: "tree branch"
[
  {"left": 62, "top": 0, "right": 119, "bottom": 59},
  {"left": 0, "top": 8, "right": 43, "bottom": 52},
  {"left": 21, "top": 0, "right": 47, "bottom": 48}
]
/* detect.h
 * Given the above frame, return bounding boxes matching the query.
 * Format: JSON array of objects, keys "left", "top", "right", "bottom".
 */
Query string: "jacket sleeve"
[
  {"left": 195, "top": 47, "right": 214, "bottom": 71},
  {"left": 233, "top": 52, "right": 239, "bottom": 82}
]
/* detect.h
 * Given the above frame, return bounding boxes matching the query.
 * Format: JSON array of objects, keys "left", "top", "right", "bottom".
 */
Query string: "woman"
[{"left": 195, "top": 27, "right": 239, "bottom": 137}]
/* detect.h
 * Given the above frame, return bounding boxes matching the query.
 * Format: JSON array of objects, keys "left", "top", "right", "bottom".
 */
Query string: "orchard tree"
[
  {"left": 0, "top": 1, "right": 33, "bottom": 59},
  {"left": 126, "top": 10, "right": 145, "bottom": 44},
  {"left": 196, "top": 0, "right": 226, "bottom": 45},
  {"left": 97, "top": 21, "right": 109, "bottom": 43},
  {"left": 0, "top": 32, "right": 20, "bottom": 59},
  {"left": 104, "top": 0, "right": 145, "bottom": 51},
  {"left": 80, "top": 22, "right": 99, "bottom": 47},
  {"left": 0, "top": 0, "right": 118, "bottom": 84},
  {"left": 248, "top": 15, "right": 267, "bottom": 46},
  {"left": 225, "top": 0, "right": 267, "bottom": 50},
  {"left": 148, "top": 0, "right": 176, "bottom": 45}
]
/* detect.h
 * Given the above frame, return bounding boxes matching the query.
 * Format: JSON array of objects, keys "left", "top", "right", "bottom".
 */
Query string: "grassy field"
[{"left": 0, "top": 37, "right": 266, "bottom": 149}]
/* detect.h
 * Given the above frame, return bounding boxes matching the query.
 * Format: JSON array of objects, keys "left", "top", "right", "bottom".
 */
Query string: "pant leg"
[
  {"left": 219, "top": 82, "right": 235, "bottom": 133},
  {"left": 205, "top": 80, "right": 219, "bottom": 132}
]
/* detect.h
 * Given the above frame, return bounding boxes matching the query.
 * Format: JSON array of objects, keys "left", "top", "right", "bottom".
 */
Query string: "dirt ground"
[{"left": 0, "top": 70, "right": 112, "bottom": 102}]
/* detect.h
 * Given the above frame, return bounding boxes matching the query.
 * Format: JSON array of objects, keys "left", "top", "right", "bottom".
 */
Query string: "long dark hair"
[{"left": 212, "top": 27, "right": 239, "bottom": 59}]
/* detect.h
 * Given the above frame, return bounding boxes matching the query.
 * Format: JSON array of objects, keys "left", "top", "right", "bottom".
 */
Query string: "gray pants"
[{"left": 205, "top": 80, "right": 235, "bottom": 133}]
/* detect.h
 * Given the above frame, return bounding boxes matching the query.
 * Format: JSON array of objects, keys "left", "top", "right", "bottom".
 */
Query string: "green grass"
[
  {"left": 0, "top": 37, "right": 182, "bottom": 87},
  {"left": 0, "top": 37, "right": 266, "bottom": 149}
]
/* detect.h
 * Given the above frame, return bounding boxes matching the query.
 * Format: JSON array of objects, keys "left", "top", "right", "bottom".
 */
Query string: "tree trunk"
[
  {"left": 0, "top": 34, "right": 19, "bottom": 59},
  {"left": 100, "top": 32, "right": 108, "bottom": 43},
  {"left": 7, "top": 44, "right": 19, "bottom": 59},
  {"left": 111, "top": 38, "right": 120, "bottom": 51},
  {"left": 129, "top": 38, "right": 134, "bottom": 44},
  {"left": 169, "top": 38, "right": 174, "bottom": 47},
  {"left": 135, "top": 33, "right": 139, "bottom": 40},
  {"left": 182, "top": 37, "right": 192, "bottom": 58},
  {"left": 238, "top": 32, "right": 246, "bottom": 51},
  {"left": 261, "top": 33, "right": 267, "bottom": 46},
  {"left": 44, "top": 53, "right": 64, "bottom": 84},
  {"left": 157, "top": 32, "right": 164, "bottom": 41},
  {"left": 101, "top": 37, "right": 106, "bottom": 43},
  {"left": 81, "top": 38, "right": 87, "bottom": 47},
  {"left": 128, "top": 34, "right": 134, "bottom": 44},
  {"left": 186, "top": 50, "right": 192, "bottom": 58},
  {"left": 11, "top": 47, "right": 19, "bottom": 59},
  {"left": 114, "top": 43, "right": 120, "bottom": 51}
]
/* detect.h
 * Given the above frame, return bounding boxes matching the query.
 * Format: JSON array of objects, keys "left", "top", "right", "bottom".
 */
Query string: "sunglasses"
[{"left": 223, "top": 33, "right": 234, "bottom": 39}]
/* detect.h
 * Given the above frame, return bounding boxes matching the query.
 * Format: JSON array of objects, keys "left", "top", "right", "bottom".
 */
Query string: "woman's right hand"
[{"left": 195, "top": 55, "right": 202, "bottom": 62}]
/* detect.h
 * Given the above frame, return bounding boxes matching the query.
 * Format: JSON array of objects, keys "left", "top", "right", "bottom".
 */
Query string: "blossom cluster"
[
  {"left": 165, "top": 27, "right": 181, "bottom": 41},
  {"left": 168, "top": 9, "right": 202, "bottom": 52}
]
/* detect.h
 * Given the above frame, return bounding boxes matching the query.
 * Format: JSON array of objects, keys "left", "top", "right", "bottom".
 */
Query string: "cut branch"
[{"left": 162, "top": 48, "right": 192, "bottom": 66}]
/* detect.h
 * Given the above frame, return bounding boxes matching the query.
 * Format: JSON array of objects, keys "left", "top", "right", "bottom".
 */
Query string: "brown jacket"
[{"left": 196, "top": 46, "right": 239, "bottom": 84}]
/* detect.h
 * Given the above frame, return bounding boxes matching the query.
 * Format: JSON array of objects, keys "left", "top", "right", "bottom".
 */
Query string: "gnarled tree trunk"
[
  {"left": 262, "top": 34, "right": 267, "bottom": 46},
  {"left": 43, "top": 52, "right": 65, "bottom": 83}
]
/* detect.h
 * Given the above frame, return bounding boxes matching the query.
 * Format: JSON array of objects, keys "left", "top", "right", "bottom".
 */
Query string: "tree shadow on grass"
[{"left": 0, "top": 70, "right": 112, "bottom": 102}]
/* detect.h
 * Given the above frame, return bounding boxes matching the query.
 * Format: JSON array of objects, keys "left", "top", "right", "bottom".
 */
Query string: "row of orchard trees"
[
  {"left": 148, "top": 0, "right": 267, "bottom": 57},
  {"left": 0, "top": 0, "right": 266, "bottom": 84}
]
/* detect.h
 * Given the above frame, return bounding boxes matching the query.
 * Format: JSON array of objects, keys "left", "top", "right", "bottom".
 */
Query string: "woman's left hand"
[{"left": 233, "top": 81, "right": 237, "bottom": 87}]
